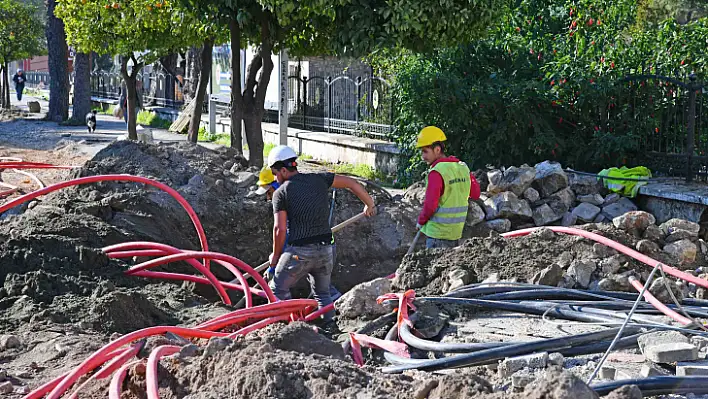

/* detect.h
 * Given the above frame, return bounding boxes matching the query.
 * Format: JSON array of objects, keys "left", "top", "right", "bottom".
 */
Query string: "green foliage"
[
  {"left": 386, "top": 0, "right": 708, "bottom": 184},
  {"left": 327, "top": 162, "right": 386, "bottom": 182},
  {"left": 55, "top": 0, "right": 222, "bottom": 68},
  {"left": 136, "top": 110, "right": 171, "bottom": 128},
  {"left": 0, "top": 0, "right": 45, "bottom": 64},
  {"left": 197, "top": 127, "right": 230, "bottom": 145}
]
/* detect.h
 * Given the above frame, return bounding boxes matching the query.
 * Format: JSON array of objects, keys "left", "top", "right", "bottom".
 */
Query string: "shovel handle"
[{"left": 407, "top": 230, "right": 422, "bottom": 256}]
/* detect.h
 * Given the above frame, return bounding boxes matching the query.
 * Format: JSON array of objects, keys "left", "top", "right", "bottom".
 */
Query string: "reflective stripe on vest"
[{"left": 421, "top": 161, "right": 471, "bottom": 241}]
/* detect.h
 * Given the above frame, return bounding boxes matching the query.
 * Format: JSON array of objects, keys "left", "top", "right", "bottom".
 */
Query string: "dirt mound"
[
  {"left": 255, "top": 322, "right": 345, "bottom": 359},
  {"left": 393, "top": 223, "right": 688, "bottom": 295}
]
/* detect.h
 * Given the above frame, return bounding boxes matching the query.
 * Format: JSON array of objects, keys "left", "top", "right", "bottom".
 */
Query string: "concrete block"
[
  {"left": 498, "top": 352, "right": 549, "bottom": 378},
  {"left": 548, "top": 353, "right": 565, "bottom": 366},
  {"left": 641, "top": 363, "right": 665, "bottom": 377},
  {"left": 644, "top": 343, "right": 698, "bottom": 363},
  {"left": 638, "top": 331, "right": 689, "bottom": 354},
  {"left": 677, "top": 361, "right": 708, "bottom": 376},
  {"left": 599, "top": 366, "right": 616, "bottom": 380}
]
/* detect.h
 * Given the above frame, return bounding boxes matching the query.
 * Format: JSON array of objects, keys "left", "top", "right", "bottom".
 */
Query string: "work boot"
[{"left": 313, "top": 318, "right": 341, "bottom": 340}]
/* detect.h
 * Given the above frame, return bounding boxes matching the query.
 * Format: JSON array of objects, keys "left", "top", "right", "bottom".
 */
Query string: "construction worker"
[
  {"left": 266, "top": 145, "right": 376, "bottom": 329},
  {"left": 255, "top": 168, "right": 342, "bottom": 301},
  {"left": 416, "top": 126, "right": 481, "bottom": 249}
]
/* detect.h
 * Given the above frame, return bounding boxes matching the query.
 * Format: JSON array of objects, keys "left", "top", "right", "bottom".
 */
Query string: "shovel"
[{"left": 407, "top": 230, "right": 422, "bottom": 256}]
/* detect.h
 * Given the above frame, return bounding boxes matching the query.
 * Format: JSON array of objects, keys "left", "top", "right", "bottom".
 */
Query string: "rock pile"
[{"left": 476, "top": 161, "right": 642, "bottom": 233}]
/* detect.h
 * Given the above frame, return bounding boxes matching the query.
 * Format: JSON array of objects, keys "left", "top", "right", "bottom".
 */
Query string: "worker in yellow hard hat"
[
  {"left": 415, "top": 126, "right": 481, "bottom": 249},
  {"left": 255, "top": 168, "right": 280, "bottom": 201}
]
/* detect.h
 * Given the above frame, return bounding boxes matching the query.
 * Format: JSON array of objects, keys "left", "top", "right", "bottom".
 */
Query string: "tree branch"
[
  {"left": 254, "top": 14, "right": 274, "bottom": 107},
  {"left": 244, "top": 52, "right": 262, "bottom": 99}
]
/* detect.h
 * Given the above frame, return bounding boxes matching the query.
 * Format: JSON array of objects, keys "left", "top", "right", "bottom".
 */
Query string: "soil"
[{"left": 392, "top": 224, "right": 699, "bottom": 295}]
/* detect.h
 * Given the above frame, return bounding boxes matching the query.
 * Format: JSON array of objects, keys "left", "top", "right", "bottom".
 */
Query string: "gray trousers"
[
  {"left": 270, "top": 243, "right": 335, "bottom": 321},
  {"left": 426, "top": 237, "right": 460, "bottom": 249}
]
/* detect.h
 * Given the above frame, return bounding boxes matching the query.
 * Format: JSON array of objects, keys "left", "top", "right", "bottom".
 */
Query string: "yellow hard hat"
[
  {"left": 257, "top": 168, "right": 275, "bottom": 186},
  {"left": 416, "top": 126, "right": 447, "bottom": 148}
]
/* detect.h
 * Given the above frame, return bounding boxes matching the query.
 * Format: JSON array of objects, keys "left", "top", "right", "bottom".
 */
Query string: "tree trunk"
[
  {"left": 3, "top": 64, "right": 10, "bottom": 109},
  {"left": 1, "top": 65, "right": 7, "bottom": 109},
  {"left": 243, "top": 110, "right": 265, "bottom": 167},
  {"left": 229, "top": 16, "right": 244, "bottom": 155},
  {"left": 46, "top": 0, "right": 70, "bottom": 122},
  {"left": 120, "top": 55, "right": 143, "bottom": 140},
  {"left": 187, "top": 38, "right": 214, "bottom": 143},
  {"left": 70, "top": 52, "right": 91, "bottom": 121},
  {"left": 0, "top": 65, "right": 4, "bottom": 109},
  {"left": 184, "top": 46, "right": 200, "bottom": 103}
]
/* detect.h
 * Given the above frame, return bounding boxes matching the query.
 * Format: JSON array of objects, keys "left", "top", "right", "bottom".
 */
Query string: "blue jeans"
[
  {"left": 426, "top": 237, "right": 459, "bottom": 249},
  {"left": 16, "top": 87, "right": 23, "bottom": 101},
  {"left": 270, "top": 243, "right": 335, "bottom": 321}
]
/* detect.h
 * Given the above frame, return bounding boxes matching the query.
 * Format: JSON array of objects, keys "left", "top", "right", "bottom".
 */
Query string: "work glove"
[{"left": 264, "top": 266, "right": 276, "bottom": 281}]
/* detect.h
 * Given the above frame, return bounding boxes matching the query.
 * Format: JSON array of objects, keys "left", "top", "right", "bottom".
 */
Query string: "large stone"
[
  {"left": 612, "top": 211, "right": 656, "bottom": 236},
  {"left": 532, "top": 204, "right": 563, "bottom": 226},
  {"left": 484, "top": 192, "right": 532, "bottom": 220},
  {"left": 524, "top": 187, "right": 541, "bottom": 202},
  {"left": 597, "top": 274, "right": 633, "bottom": 292},
  {"left": 569, "top": 173, "right": 603, "bottom": 196},
  {"left": 643, "top": 225, "right": 666, "bottom": 242},
  {"left": 648, "top": 277, "right": 685, "bottom": 303},
  {"left": 641, "top": 363, "right": 666, "bottom": 377},
  {"left": 533, "top": 161, "right": 569, "bottom": 197},
  {"left": 601, "top": 197, "right": 638, "bottom": 220},
  {"left": 593, "top": 214, "right": 609, "bottom": 224},
  {"left": 0, "top": 335, "right": 20, "bottom": 350},
  {"left": 498, "top": 352, "right": 549, "bottom": 378},
  {"left": 578, "top": 194, "right": 605, "bottom": 206},
  {"left": 335, "top": 278, "right": 392, "bottom": 320},
  {"left": 567, "top": 260, "right": 597, "bottom": 288},
  {"left": 665, "top": 229, "right": 698, "bottom": 243},
  {"left": 466, "top": 202, "right": 486, "bottom": 227},
  {"left": 663, "top": 239, "right": 698, "bottom": 265},
  {"left": 202, "top": 338, "right": 233, "bottom": 358},
  {"left": 643, "top": 343, "right": 698, "bottom": 363},
  {"left": 660, "top": 219, "right": 700, "bottom": 237},
  {"left": 636, "top": 239, "right": 660, "bottom": 255},
  {"left": 604, "top": 193, "right": 621, "bottom": 205},
  {"left": 549, "top": 187, "right": 576, "bottom": 210},
  {"left": 486, "top": 219, "right": 512, "bottom": 233},
  {"left": 561, "top": 212, "right": 577, "bottom": 227},
  {"left": 0, "top": 381, "right": 12, "bottom": 394},
  {"left": 530, "top": 264, "right": 563, "bottom": 286},
  {"left": 605, "top": 386, "right": 642, "bottom": 399},
  {"left": 487, "top": 165, "right": 536, "bottom": 196},
  {"left": 524, "top": 370, "right": 599, "bottom": 399},
  {"left": 638, "top": 331, "right": 690, "bottom": 354},
  {"left": 231, "top": 172, "right": 258, "bottom": 188},
  {"left": 27, "top": 101, "right": 41, "bottom": 113},
  {"left": 448, "top": 269, "right": 475, "bottom": 292},
  {"left": 599, "top": 255, "right": 623, "bottom": 274},
  {"left": 572, "top": 203, "right": 601, "bottom": 223}
]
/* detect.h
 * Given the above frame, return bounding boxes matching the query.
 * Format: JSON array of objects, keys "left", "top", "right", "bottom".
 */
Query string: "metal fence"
[
  {"left": 22, "top": 70, "right": 185, "bottom": 108},
  {"left": 90, "top": 71, "right": 185, "bottom": 108},
  {"left": 261, "top": 74, "right": 395, "bottom": 140},
  {"left": 618, "top": 72, "right": 708, "bottom": 181}
]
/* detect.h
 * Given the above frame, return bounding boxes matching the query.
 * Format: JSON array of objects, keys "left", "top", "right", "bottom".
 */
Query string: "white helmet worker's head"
[
  {"left": 16, "top": 69, "right": 23, "bottom": 74},
  {"left": 267, "top": 145, "right": 298, "bottom": 184}
]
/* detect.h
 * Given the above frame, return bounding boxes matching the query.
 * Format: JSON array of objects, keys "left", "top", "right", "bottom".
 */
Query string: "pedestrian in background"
[{"left": 12, "top": 69, "right": 26, "bottom": 102}]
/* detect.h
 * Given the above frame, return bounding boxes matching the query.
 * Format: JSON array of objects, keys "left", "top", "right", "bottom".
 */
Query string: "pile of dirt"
[
  {"left": 392, "top": 223, "right": 697, "bottom": 296},
  {"left": 71, "top": 321, "right": 641, "bottom": 399},
  {"left": 0, "top": 140, "right": 420, "bottom": 394}
]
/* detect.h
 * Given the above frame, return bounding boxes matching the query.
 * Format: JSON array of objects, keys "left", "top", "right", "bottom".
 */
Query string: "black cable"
[
  {"left": 382, "top": 326, "right": 640, "bottom": 373},
  {"left": 399, "top": 318, "right": 515, "bottom": 353},
  {"left": 592, "top": 376, "right": 708, "bottom": 396}
]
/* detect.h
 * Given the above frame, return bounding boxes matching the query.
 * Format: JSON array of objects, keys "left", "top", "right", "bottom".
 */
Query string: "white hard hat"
[{"left": 267, "top": 145, "right": 298, "bottom": 168}]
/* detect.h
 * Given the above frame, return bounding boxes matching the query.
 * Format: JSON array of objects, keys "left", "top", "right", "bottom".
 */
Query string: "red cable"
[
  {"left": 125, "top": 251, "right": 276, "bottom": 303},
  {"left": 130, "top": 270, "right": 268, "bottom": 298},
  {"left": 43, "top": 326, "right": 227, "bottom": 399},
  {"left": 304, "top": 303, "right": 336, "bottom": 322},
  {"left": 146, "top": 345, "right": 181, "bottom": 399},
  {"left": 502, "top": 226, "right": 708, "bottom": 289},
  {"left": 108, "top": 360, "right": 142, "bottom": 399},
  {"left": 107, "top": 242, "right": 254, "bottom": 308},
  {"left": 0, "top": 175, "right": 210, "bottom": 269},
  {"left": 66, "top": 343, "right": 143, "bottom": 399},
  {"left": 628, "top": 276, "right": 694, "bottom": 326}
]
